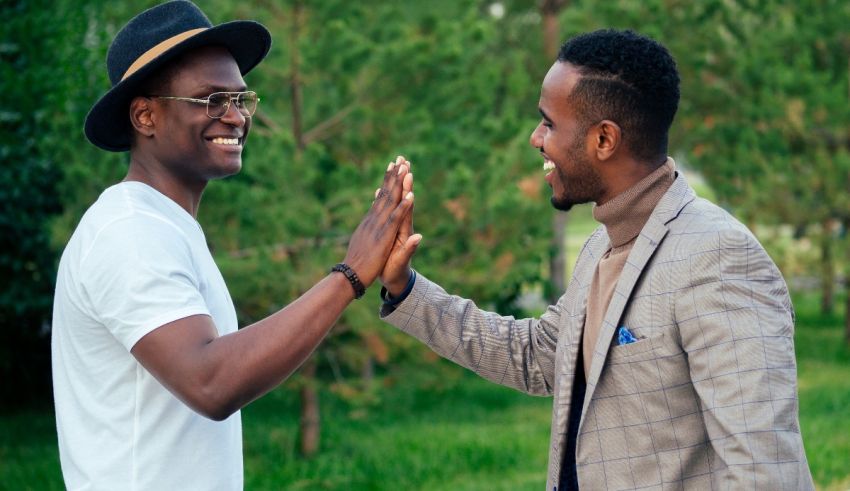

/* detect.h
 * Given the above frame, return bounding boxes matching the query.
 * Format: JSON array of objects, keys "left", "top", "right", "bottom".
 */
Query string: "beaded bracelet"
[{"left": 330, "top": 263, "right": 366, "bottom": 299}]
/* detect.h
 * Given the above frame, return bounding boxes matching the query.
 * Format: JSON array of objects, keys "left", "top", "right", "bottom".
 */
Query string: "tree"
[
  {"left": 540, "top": 0, "right": 571, "bottom": 303},
  {"left": 0, "top": 0, "right": 117, "bottom": 407},
  {"left": 664, "top": 0, "right": 850, "bottom": 325},
  {"left": 201, "top": 0, "right": 554, "bottom": 454},
  {"left": 549, "top": 0, "right": 850, "bottom": 335}
]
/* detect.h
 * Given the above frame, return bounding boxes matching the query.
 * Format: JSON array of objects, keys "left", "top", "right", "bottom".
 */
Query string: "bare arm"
[{"left": 131, "top": 158, "right": 414, "bottom": 420}]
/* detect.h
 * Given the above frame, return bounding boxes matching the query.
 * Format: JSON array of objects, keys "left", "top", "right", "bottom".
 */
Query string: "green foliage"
[
  {"left": 179, "top": 0, "right": 555, "bottom": 386},
  {"left": 3, "top": 0, "right": 556, "bottom": 410},
  {"left": 7, "top": 0, "right": 850, "bottom": 472},
  {"left": 0, "top": 0, "right": 84, "bottom": 405}
]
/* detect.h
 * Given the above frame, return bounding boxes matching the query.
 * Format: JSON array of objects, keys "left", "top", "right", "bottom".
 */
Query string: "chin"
[
  {"left": 217, "top": 159, "right": 243, "bottom": 178},
  {"left": 550, "top": 196, "right": 575, "bottom": 212}
]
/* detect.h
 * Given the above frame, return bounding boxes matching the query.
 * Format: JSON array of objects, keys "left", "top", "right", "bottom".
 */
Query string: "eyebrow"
[{"left": 197, "top": 84, "right": 248, "bottom": 93}]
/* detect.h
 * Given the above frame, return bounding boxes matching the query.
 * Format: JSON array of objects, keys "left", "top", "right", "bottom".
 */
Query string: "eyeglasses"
[{"left": 149, "top": 91, "right": 259, "bottom": 119}]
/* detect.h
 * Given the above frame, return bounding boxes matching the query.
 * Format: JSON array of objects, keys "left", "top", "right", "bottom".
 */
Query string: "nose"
[
  {"left": 529, "top": 122, "right": 544, "bottom": 149},
  {"left": 219, "top": 100, "right": 247, "bottom": 127}
]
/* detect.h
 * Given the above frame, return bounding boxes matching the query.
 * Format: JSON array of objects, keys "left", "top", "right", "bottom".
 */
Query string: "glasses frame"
[{"left": 149, "top": 91, "right": 260, "bottom": 119}]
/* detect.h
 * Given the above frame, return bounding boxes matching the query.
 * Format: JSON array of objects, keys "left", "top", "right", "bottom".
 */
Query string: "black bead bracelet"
[{"left": 331, "top": 263, "right": 366, "bottom": 299}]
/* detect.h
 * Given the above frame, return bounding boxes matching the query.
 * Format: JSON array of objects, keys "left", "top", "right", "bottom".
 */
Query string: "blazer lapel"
[{"left": 578, "top": 174, "right": 696, "bottom": 426}]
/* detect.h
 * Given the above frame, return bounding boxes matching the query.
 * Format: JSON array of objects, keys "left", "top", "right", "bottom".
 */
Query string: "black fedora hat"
[{"left": 84, "top": 0, "right": 271, "bottom": 152}]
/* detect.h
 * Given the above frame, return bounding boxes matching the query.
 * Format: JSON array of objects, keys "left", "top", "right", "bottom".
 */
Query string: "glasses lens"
[
  {"left": 207, "top": 92, "right": 230, "bottom": 118},
  {"left": 237, "top": 92, "right": 258, "bottom": 117},
  {"left": 204, "top": 92, "right": 258, "bottom": 118}
]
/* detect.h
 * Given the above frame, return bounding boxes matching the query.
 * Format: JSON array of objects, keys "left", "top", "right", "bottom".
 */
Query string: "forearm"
[
  {"left": 176, "top": 273, "right": 356, "bottom": 420},
  {"left": 383, "top": 273, "right": 557, "bottom": 395},
  {"left": 133, "top": 158, "right": 414, "bottom": 420}
]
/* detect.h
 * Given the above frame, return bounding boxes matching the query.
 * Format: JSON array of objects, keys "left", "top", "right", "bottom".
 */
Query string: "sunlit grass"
[{"left": 792, "top": 293, "right": 850, "bottom": 490}]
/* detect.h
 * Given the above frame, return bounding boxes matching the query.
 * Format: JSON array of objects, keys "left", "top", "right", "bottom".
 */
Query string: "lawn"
[{"left": 2, "top": 290, "right": 848, "bottom": 490}]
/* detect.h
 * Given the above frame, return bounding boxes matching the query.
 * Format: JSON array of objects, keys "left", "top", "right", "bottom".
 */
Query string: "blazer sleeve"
[
  {"left": 381, "top": 273, "right": 561, "bottom": 395},
  {"left": 674, "top": 228, "right": 812, "bottom": 489}
]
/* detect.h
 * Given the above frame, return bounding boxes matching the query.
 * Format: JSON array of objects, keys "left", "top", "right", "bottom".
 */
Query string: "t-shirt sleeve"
[{"left": 80, "top": 214, "right": 211, "bottom": 351}]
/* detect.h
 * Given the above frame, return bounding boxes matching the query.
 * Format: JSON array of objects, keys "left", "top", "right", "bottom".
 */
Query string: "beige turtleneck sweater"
[{"left": 581, "top": 158, "right": 675, "bottom": 375}]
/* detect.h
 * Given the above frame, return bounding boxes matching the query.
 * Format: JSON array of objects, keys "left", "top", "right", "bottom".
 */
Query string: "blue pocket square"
[{"left": 617, "top": 326, "right": 638, "bottom": 345}]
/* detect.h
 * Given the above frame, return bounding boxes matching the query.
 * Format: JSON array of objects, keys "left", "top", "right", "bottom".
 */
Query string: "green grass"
[
  {"left": 792, "top": 294, "right": 850, "bottom": 491},
  {"left": 242, "top": 378, "right": 551, "bottom": 490},
  {"left": 2, "top": 293, "right": 849, "bottom": 490}
]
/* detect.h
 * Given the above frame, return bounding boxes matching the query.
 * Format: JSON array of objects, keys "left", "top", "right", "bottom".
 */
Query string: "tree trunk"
[
  {"left": 361, "top": 355, "right": 374, "bottom": 383},
  {"left": 845, "top": 61, "right": 850, "bottom": 346},
  {"left": 845, "top": 288, "right": 850, "bottom": 348},
  {"left": 298, "top": 357, "right": 320, "bottom": 458},
  {"left": 541, "top": 0, "right": 569, "bottom": 301},
  {"left": 290, "top": 0, "right": 305, "bottom": 155},
  {"left": 820, "top": 226, "right": 835, "bottom": 315},
  {"left": 550, "top": 213, "right": 567, "bottom": 300}
]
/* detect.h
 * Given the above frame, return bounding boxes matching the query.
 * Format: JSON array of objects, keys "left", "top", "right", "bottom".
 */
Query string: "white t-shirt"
[{"left": 52, "top": 181, "right": 242, "bottom": 490}]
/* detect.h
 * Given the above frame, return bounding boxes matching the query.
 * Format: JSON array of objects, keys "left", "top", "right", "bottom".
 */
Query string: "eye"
[{"left": 542, "top": 121, "right": 553, "bottom": 129}]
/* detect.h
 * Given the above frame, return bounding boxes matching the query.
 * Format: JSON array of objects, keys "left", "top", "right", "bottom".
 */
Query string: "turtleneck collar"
[{"left": 592, "top": 157, "right": 676, "bottom": 249}]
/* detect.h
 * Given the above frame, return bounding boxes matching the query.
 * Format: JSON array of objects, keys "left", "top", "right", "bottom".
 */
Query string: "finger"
[
  {"left": 402, "top": 172, "right": 413, "bottom": 195},
  {"left": 381, "top": 160, "right": 398, "bottom": 191},
  {"left": 406, "top": 233, "right": 423, "bottom": 252},
  {"left": 393, "top": 171, "right": 413, "bottom": 214},
  {"left": 371, "top": 161, "right": 398, "bottom": 210},
  {"left": 383, "top": 191, "right": 414, "bottom": 232},
  {"left": 377, "top": 163, "right": 409, "bottom": 213},
  {"left": 396, "top": 233, "right": 422, "bottom": 264},
  {"left": 398, "top": 179, "right": 413, "bottom": 240}
]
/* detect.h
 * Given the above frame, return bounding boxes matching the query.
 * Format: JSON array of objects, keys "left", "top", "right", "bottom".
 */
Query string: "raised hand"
[
  {"left": 342, "top": 156, "right": 415, "bottom": 287},
  {"left": 379, "top": 156, "right": 422, "bottom": 296}
]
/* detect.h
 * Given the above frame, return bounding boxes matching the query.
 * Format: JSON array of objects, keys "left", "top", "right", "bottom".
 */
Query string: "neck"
[
  {"left": 595, "top": 156, "right": 667, "bottom": 206},
  {"left": 125, "top": 153, "right": 206, "bottom": 218}
]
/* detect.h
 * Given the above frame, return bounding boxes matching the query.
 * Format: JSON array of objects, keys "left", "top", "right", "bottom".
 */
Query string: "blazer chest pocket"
[
  {"left": 608, "top": 330, "right": 681, "bottom": 363},
  {"left": 599, "top": 331, "right": 691, "bottom": 398}
]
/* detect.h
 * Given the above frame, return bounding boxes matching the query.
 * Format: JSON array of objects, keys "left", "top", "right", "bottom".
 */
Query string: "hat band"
[{"left": 121, "top": 27, "right": 208, "bottom": 81}]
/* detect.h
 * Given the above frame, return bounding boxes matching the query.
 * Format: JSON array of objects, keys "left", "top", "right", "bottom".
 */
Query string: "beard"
[
  {"left": 549, "top": 144, "right": 604, "bottom": 212},
  {"left": 550, "top": 193, "right": 576, "bottom": 211}
]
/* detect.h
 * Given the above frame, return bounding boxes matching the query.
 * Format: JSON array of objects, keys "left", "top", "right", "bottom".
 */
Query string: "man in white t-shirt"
[{"left": 51, "top": 2, "right": 421, "bottom": 489}]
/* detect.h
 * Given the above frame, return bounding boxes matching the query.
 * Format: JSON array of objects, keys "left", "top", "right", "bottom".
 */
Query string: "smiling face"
[
  {"left": 529, "top": 62, "right": 605, "bottom": 211},
  {"left": 147, "top": 45, "right": 250, "bottom": 185}
]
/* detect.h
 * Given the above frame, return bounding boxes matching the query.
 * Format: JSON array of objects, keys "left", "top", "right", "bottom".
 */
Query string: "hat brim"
[{"left": 84, "top": 20, "right": 271, "bottom": 152}]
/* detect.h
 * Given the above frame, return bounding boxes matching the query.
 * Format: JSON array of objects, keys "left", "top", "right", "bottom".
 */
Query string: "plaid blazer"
[{"left": 382, "top": 173, "right": 814, "bottom": 490}]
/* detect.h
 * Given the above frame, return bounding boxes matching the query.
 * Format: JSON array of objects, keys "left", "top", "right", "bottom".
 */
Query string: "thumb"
[{"left": 399, "top": 233, "right": 423, "bottom": 262}]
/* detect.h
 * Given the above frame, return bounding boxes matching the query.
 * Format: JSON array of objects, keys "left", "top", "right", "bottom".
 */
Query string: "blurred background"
[{"left": 2, "top": 0, "right": 849, "bottom": 489}]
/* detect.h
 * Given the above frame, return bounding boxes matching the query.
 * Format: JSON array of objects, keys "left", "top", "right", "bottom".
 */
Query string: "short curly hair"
[{"left": 558, "top": 29, "right": 680, "bottom": 164}]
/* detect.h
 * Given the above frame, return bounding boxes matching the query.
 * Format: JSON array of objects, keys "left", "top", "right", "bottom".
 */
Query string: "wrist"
[
  {"left": 381, "top": 270, "right": 416, "bottom": 307},
  {"left": 385, "top": 268, "right": 413, "bottom": 298},
  {"left": 330, "top": 263, "right": 366, "bottom": 299}
]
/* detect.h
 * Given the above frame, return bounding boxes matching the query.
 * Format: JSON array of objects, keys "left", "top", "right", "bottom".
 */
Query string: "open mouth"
[
  {"left": 543, "top": 160, "right": 555, "bottom": 171},
  {"left": 209, "top": 137, "right": 241, "bottom": 146}
]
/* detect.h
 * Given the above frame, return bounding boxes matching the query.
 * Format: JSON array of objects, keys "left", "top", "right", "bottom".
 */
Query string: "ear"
[
  {"left": 129, "top": 96, "right": 156, "bottom": 138},
  {"left": 593, "top": 120, "right": 621, "bottom": 161}
]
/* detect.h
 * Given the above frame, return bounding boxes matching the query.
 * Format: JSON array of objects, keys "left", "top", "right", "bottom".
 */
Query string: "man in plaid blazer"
[{"left": 378, "top": 30, "right": 813, "bottom": 490}]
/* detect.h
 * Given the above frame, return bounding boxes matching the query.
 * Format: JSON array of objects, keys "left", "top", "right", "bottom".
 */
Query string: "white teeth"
[
  {"left": 543, "top": 160, "right": 555, "bottom": 171},
  {"left": 212, "top": 137, "right": 239, "bottom": 145}
]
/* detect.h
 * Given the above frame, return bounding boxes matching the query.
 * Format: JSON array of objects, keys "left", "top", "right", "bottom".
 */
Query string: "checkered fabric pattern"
[{"left": 382, "top": 174, "right": 814, "bottom": 490}]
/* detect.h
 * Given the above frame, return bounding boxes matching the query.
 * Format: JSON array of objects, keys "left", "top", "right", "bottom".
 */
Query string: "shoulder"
[
  {"left": 663, "top": 197, "right": 785, "bottom": 283},
  {"left": 75, "top": 184, "right": 194, "bottom": 259},
  {"left": 667, "top": 196, "right": 762, "bottom": 248},
  {"left": 576, "top": 225, "right": 608, "bottom": 263}
]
